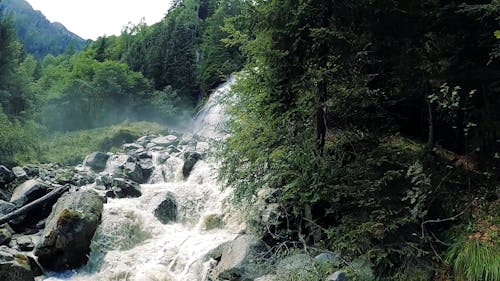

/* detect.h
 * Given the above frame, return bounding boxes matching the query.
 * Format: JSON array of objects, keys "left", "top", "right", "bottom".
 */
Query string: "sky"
[{"left": 26, "top": 0, "right": 173, "bottom": 40}]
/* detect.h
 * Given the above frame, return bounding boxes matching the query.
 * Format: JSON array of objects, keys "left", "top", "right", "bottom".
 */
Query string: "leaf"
[{"left": 494, "top": 30, "right": 500, "bottom": 39}]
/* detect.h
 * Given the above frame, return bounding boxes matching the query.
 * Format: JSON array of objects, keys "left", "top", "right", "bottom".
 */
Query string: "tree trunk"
[{"left": 427, "top": 98, "right": 434, "bottom": 148}]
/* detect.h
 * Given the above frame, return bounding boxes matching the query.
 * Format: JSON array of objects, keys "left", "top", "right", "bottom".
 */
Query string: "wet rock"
[
  {"left": 83, "top": 152, "right": 110, "bottom": 172},
  {"left": 154, "top": 192, "right": 177, "bottom": 224},
  {"left": 196, "top": 141, "right": 210, "bottom": 154},
  {"left": 12, "top": 167, "right": 28, "bottom": 182},
  {"left": 255, "top": 275, "right": 277, "bottom": 281},
  {"left": 326, "top": 271, "right": 348, "bottom": 281},
  {"left": 106, "top": 178, "right": 141, "bottom": 198},
  {"left": 139, "top": 158, "right": 154, "bottom": 181},
  {"left": 10, "top": 235, "right": 37, "bottom": 251},
  {"left": 34, "top": 190, "right": 103, "bottom": 271},
  {"left": 210, "top": 235, "right": 269, "bottom": 281},
  {"left": 122, "top": 143, "right": 143, "bottom": 152},
  {"left": 182, "top": 152, "right": 201, "bottom": 178},
  {"left": 202, "top": 214, "right": 223, "bottom": 230},
  {"left": 0, "top": 224, "right": 13, "bottom": 245},
  {"left": 0, "top": 246, "right": 35, "bottom": 281},
  {"left": 136, "top": 135, "right": 153, "bottom": 146},
  {"left": 9, "top": 180, "right": 49, "bottom": 207},
  {"left": 151, "top": 135, "right": 178, "bottom": 147},
  {"left": 123, "top": 161, "right": 144, "bottom": 183},
  {"left": 0, "top": 200, "right": 16, "bottom": 215},
  {"left": 0, "top": 165, "right": 15, "bottom": 185}
]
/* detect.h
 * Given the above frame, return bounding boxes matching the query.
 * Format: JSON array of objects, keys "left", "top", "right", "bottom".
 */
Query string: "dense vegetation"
[
  {"left": 0, "top": 0, "right": 498, "bottom": 280},
  {"left": 0, "top": 0, "right": 86, "bottom": 58},
  {"left": 219, "top": 0, "right": 499, "bottom": 280}
]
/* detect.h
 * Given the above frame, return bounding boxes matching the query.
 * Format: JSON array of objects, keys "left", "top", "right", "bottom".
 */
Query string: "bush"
[{"left": 0, "top": 109, "right": 39, "bottom": 165}]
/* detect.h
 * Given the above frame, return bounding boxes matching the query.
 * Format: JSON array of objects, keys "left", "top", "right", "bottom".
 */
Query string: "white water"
[{"left": 40, "top": 78, "right": 241, "bottom": 281}]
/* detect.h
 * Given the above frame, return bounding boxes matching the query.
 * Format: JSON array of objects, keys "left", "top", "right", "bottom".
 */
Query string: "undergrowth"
[{"left": 37, "top": 121, "right": 168, "bottom": 165}]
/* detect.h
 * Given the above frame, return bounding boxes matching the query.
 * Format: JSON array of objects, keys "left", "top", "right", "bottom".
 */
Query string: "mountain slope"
[{"left": 0, "top": 0, "right": 87, "bottom": 58}]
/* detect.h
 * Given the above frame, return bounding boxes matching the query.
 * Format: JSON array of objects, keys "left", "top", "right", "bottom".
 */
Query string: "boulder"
[
  {"left": 195, "top": 141, "right": 210, "bottom": 154},
  {"left": 0, "top": 165, "right": 14, "bottom": 185},
  {"left": 182, "top": 152, "right": 201, "bottom": 178},
  {"left": 139, "top": 159, "right": 154, "bottom": 182},
  {"left": 9, "top": 180, "right": 49, "bottom": 207},
  {"left": 106, "top": 178, "right": 141, "bottom": 198},
  {"left": 123, "top": 161, "right": 144, "bottom": 183},
  {"left": 0, "top": 200, "right": 16, "bottom": 215},
  {"left": 315, "top": 252, "right": 342, "bottom": 267},
  {"left": 122, "top": 143, "right": 143, "bottom": 152},
  {"left": 210, "top": 235, "right": 269, "bottom": 281},
  {"left": 0, "top": 246, "right": 35, "bottom": 281},
  {"left": 151, "top": 135, "right": 178, "bottom": 147},
  {"left": 326, "top": 271, "right": 348, "bottom": 281},
  {"left": 34, "top": 190, "right": 103, "bottom": 271},
  {"left": 154, "top": 192, "right": 177, "bottom": 224},
  {"left": 202, "top": 214, "right": 223, "bottom": 230},
  {"left": 83, "top": 152, "right": 110, "bottom": 172},
  {"left": 275, "top": 253, "right": 313, "bottom": 279},
  {"left": 10, "top": 235, "right": 37, "bottom": 251},
  {"left": 0, "top": 224, "right": 13, "bottom": 245},
  {"left": 11, "top": 167, "right": 28, "bottom": 182}
]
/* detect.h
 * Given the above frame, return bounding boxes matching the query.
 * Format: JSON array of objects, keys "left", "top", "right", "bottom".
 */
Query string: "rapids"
[{"left": 40, "top": 78, "right": 241, "bottom": 281}]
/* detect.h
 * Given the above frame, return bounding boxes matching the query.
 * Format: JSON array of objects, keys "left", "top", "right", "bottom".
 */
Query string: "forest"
[{"left": 0, "top": 0, "right": 499, "bottom": 280}]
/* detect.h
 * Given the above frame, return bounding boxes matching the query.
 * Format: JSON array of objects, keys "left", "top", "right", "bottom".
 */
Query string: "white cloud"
[{"left": 26, "top": 0, "right": 173, "bottom": 40}]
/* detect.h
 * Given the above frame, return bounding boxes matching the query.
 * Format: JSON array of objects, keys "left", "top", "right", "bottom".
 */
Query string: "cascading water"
[{"left": 40, "top": 77, "right": 241, "bottom": 281}]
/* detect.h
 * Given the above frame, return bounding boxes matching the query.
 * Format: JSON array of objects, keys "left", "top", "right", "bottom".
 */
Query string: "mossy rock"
[{"left": 203, "top": 214, "right": 223, "bottom": 230}]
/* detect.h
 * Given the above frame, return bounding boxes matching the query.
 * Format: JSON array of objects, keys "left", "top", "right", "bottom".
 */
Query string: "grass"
[
  {"left": 446, "top": 205, "right": 499, "bottom": 281},
  {"left": 37, "top": 121, "right": 168, "bottom": 165}
]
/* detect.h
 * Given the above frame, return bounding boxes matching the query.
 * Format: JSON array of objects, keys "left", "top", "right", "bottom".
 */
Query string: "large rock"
[
  {"left": 0, "top": 165, "right": 14, "bottom": 186},
  {"left": 0, "top": 224, "right": 13, "bottom": 245},
  {"left": 209, "top": 235, "right": 269, "bottom": 280},
  {"left": 11, "top": 167, "right": 28, "bottom": 182},
  {"left": 106, "top": 178, "right": 142, "bottom": 198},
  {"left": 9, "top": 180, "right": 49, "bottom": 207},
  {"left": 154, "top": 192, "right": 177, "bottom": 224},
  {"left": 0, "top": 246, "right": 35, "bottom": 281},
  {"left": 326, "top": 271, "right": 348, "bottom": 281},
  {"left": 151, "top": 135, "right": 178, "bottom": 147},
  {"left": 34, "top": 190, "right": 103, "bottom": 271},
  {"left": 182, "top": 152, "right": 201, "bottom": 178},
  {"left": 83, "top": 152, "right": 110, "bottom": 172},
  {"left": 0, "top": 200, "right": 16, "bottom": 215}
]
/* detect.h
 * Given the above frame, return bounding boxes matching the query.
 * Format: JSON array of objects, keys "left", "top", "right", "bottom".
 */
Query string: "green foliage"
[
  {"left": 446, "top": 205, "right": 500, "bottom": 281},
  {"left": 38, "top": 122, "right": 167, "bottom": 165},
  {"left": 0, "top": 108, "right": 39, "bottom": 165}
]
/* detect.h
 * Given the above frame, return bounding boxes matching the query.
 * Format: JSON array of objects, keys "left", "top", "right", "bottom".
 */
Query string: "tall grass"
[
  {"left": 38, "top": 121, "right": 168, "bottom": 165},
  {"left": 447, "top": 223, "right": 499, "bottom": 281}
]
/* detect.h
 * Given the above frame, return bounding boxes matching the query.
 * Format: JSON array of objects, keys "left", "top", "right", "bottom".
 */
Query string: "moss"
[
  {"left": 57, "top": 209, "right": 82, "bottom": 226},
  {"left": 203, "top": 214, "right": 223, "bottom": 230}
]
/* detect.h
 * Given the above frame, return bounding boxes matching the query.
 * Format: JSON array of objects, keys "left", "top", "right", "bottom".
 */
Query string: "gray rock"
[
  {"left": 196, "top": 141, "right": 210, "bottom": 154},
  {"left": 315, "top": 252, "right": 342, "bottom": 267},
  {"left": 154, "top": 193, "right": 177, "bottom": 224},
  {"left": 151, "top": 135, "right": 178, "bottom": 147},
  {"left": 0, "top": 200, "right": 16, "bottom": 215},
  {"left": 9, "top": 180, "right": 49, "bottom": 207},
  {"left": 0, "top": 224, "right": 13, "bottom": 245},
  {"left": 34, "top": 190, "right": 103, "bottom": 271},
  {"left": 0, "top": 165, "right": 14, "bottom": 185},
  {"left": 326, "top": 271, "right": 347, "bottom": 281},
  {"left": 106, "top": 178, "right": 141, "bottom": 198},
  {"left": 139, "top": 159, "right": 154, "bottom": 181},
  {"left": 182, "top": 152, "right": 201, "bottom": 178},
  {"left": 210, "top": 235, "right": 269, "bottom": 281},
  {"left": 276, "top": 253, "right": 312, "bottom": 278},
  {"left": 10, "top": 235, "right": 37, "bottom": 251},
  {"left": 123, "top": 161, "right": 144, "bottom": 183},
  {"left": 0, "top": 246, "right": 35, "bottom": 281},
  {"left": 83, "top": 152, "right": 110, "bottom": 172},
  {"left": 12, "top": 167, "right": 28, "bottom": 181},
  {"left": 122, "top": 143, "right": 143, "bottom": 152}
]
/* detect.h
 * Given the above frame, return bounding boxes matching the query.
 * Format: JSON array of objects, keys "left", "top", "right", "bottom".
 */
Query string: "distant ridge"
[{"left": 0, "top": 0, "right": 87, "bottom": 58}]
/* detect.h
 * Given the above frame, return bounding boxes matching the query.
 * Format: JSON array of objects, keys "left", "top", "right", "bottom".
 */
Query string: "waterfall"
[{"left": 40, "top": 78, "right": 241, "bottom": 281}]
